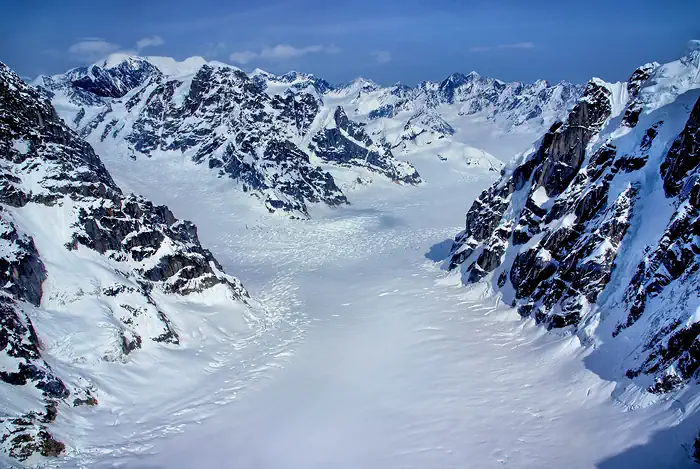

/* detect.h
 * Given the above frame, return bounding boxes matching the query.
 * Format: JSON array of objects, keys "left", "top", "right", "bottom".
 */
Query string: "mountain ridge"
[{"left": 446, "top": 41, "right": 700, "bottom": 457}]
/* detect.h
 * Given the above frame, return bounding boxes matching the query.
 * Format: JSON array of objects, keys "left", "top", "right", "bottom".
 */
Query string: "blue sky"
[{"left": 2, "top": 0, "right": 699, "bottom": 85}]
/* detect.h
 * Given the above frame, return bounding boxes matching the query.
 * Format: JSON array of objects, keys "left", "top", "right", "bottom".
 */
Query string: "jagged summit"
[{"left": 35, "top": 55, "right": 423, "bottom": 218}]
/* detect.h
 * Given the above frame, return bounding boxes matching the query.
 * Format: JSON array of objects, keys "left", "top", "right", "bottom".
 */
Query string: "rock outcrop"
[{"left": 310, "top": 106, "right": 421, "bottom": 184}]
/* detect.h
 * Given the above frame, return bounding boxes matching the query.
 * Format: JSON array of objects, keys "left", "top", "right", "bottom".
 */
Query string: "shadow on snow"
[{"left": 424, "top": 238, "right": 454, "bottom": 264}]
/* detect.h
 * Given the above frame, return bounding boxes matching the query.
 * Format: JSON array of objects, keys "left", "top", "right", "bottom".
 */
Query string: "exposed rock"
[
  {"left": 40, "top": 58, "right": 426, "bottom": 218},
  {"left": 446, "top": 45, "right": 700, "bottom": 411},
  {"left": 69, "top": 57, "right": 161, "bottom": 98},
  {"left": 622, "top": 62, "right": 659, "bottom": 127},
  {"left": 310, "top": 107, "right": 421, "bottom": 184}
]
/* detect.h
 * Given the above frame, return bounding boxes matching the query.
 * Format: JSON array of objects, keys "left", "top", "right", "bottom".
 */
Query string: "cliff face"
[{"left": 448, "top": 46, "right": 700, "bottom": 398}]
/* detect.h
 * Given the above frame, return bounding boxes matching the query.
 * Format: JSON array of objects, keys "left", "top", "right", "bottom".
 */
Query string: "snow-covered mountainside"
[
  {"left": 447, "top": 43, "right": 700, "bottom": 451},
  {"left": 255, "top": 68, "right": 582, "bottom": 156},
  {"left": 0, "top": 61, "right": 256, "bottom": 463},
  {"left": 37, "top": 54, "right": 582, "bottom": 218},
  {"left": 35, "top": 56, "right": 422, "bottom": 218}
]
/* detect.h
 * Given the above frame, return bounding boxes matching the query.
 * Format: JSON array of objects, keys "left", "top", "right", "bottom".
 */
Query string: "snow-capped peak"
[
  {"left": 142, "top": 55, "right": 229, "bottom": 77},
  {"left": 250, "top": 67, "right": 275, "bottom": 78},
  {"left": 634, "top": 43, "right": 700, "bottom": 114},
  {"left": 99, "top": 52, "right": 146, "bottom": 69},
  {"left": 342, "top": 76, "right": 380, "bottom": 92}
]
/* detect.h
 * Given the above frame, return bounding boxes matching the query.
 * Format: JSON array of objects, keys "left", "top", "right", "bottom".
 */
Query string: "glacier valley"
[{"left": 1, "top": 41, "right": 700, "bottom": 468}]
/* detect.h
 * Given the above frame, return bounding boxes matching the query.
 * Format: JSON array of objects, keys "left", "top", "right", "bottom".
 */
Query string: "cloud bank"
[
  {"left": 229, "top": 44, "right": 339, "bottom": 64},
  {"left": 469, "top": 42, "right": 535, "bottom": 53},
  {"left": 67, "top": 36, "right": 166, "bottom": 62}
]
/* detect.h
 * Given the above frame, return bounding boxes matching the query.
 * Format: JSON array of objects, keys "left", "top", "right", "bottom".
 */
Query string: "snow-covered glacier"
[{"left": 1, "top": 42, "right": 699, "bottom": 469}]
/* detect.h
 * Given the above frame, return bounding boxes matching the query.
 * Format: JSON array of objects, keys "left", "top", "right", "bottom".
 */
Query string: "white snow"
[
  {"left": 531, "top": 186, "right": 550, "bottom": 207},
  {"left": 12, "top": 138, "right": 29, "bottom": 155},
  {"left": 145, "top": 55, "right": 234, "bottom": 78},
  {"left": 31, "top": 136, "right": 688, "bottom": 469},
  {"left": 17, "top": 48, "right": 700, "bottom": 469}
]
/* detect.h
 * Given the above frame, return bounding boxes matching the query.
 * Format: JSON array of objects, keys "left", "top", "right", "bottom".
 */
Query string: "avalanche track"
[{"left": 63, "top": 146, "right": 686, "bottom": 468}]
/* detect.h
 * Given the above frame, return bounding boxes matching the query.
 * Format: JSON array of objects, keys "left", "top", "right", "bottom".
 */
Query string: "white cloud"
[
  {"left": 203, "top": 41, "right": 227, "bottom": 59},
  {"left": 228, "top": 50, "right": 259, "bottom": 65},
  {"left": 261, "top": 44, "right": 323, "bottom": 60},
  {"left": 136, "top": 35, "right": 165, "bottom": 52},
  {"left": 229, "top": 44, "right": 339, "bottom": 64},
  {"left": 370, "top": 50, "right": 392, "bottom": 64},
  {"left": 469, "top": 42, "right": 535, "bottom": 53},
  {"left": 503, "top": 42, "right": 535, "bottom": 50},
  {"left": 67, "top": 38, "right": 121, "bottom": 61},
  {"left": 67, "top": 35, "right": 165, "bottom": 63}
]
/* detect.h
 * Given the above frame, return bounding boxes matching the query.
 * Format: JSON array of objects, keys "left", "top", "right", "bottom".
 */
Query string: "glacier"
[{"left": 0, "top": 42, "right": 699, "bottom": 468}]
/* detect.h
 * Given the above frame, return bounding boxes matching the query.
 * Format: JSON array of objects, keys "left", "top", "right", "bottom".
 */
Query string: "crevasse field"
[{"left": 41, "top": 136, "right": 687, "bottom": 469}]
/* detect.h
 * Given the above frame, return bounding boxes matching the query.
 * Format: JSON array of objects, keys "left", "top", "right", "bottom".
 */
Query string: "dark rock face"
[
  {"left": 536, "top": 80, "right": 613, "bottom": 197},
  {"left": 446, "top": 43, "right": 700, "bottom": 415},
  {"left": 449, "top": 51, "right": 700, "bottom": 380},
  {"left": 448, "top": 77, "right": 629, "bottom": 328},
  {"left": 619, "top": 98, "right": 700, "bottom": 391},
  {"left": 0, "top": 61, "right": 249, "bottom": 461},
  {"left": 660, "top": 98, "right": 700, "bottom": 197},
  {"left": 68, "top": 57, "right": 161, "bottom": 98},
  {"left": 437, "top": 45, "right": 700, "bottom": 458},
  {"left": 310, "top": 107, "right": 421, "bottom": 184},
  {"left": 0, "top": 216, "right": 45, "bottom": 306},
  {"left": 622, "top": 62, "right": 659, "bottom": 128},
  {"left": 272, "top": 91, "right": 320, "bottom": 136}
]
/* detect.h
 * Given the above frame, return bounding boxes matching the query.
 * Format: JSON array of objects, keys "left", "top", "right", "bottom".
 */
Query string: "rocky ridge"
[
  {"left": 36, "top": 57, "right": 422, "bottom": 218},
  {"left": 446, "top": 44, "right": 700, "bottom": 455}
]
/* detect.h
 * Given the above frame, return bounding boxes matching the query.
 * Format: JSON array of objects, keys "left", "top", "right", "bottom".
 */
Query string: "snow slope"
[{"left": 0, "top": 62, "right": 271, "bottom": 465}]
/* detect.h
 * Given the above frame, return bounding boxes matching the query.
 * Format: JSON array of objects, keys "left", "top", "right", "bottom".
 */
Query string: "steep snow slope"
[
  {"left": 0, "top": 62, "right": 268, "bottom": 465},
  {"left": 448, "top": 42, "right": 700, "bottom": 455}
]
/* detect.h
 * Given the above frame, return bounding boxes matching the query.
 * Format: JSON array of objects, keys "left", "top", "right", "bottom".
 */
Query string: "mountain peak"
[{"left": 98, "top": 53, "right": 145, "bottom": 69}]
